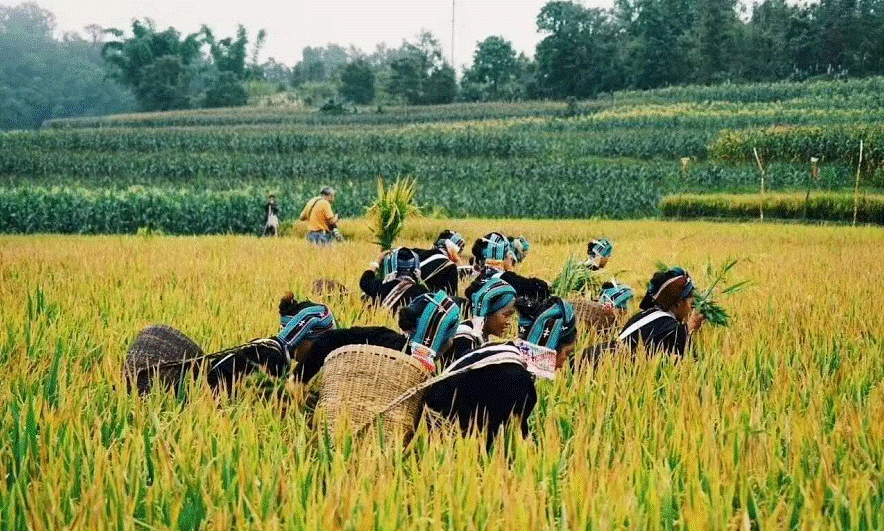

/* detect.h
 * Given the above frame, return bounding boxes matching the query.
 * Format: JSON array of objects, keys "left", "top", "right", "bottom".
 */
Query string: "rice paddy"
[{"left": 1, "top": 218, "right": 882, "bottom": 530}]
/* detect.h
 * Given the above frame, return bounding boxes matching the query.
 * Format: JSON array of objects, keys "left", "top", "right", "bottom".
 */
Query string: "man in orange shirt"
[{"left": 300, "top": 186, "right": 341, "bottom": 245}]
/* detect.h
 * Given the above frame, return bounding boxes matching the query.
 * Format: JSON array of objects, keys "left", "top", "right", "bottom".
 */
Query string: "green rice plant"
[
  {"left": 365, "top": 177, "right": 420, "bottom": 251},
  {"left": 551, "top": 256, "right": 601, "bottom": 297}
]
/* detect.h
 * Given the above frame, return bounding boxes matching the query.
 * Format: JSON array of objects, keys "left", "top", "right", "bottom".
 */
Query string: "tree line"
[{"left": 3, "top": 0, "right": 884, "bottom": 129}]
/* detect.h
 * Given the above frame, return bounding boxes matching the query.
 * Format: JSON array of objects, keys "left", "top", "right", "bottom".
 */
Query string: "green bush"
[{"left": 660, "top": 193, "right": 884, "bottom": 224}]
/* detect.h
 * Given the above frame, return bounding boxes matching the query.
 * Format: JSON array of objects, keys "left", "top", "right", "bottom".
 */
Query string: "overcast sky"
[{"left": 30, "top": 0, "right": 612, "bottom": 70}]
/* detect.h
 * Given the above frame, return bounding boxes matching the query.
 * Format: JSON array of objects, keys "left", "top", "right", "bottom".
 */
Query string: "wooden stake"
[
  {"left": 753, "top": 147, "right": 766, "bottom": 222},
  {"left": 853, "top": 140, "right": 863, "bottom": 226}
]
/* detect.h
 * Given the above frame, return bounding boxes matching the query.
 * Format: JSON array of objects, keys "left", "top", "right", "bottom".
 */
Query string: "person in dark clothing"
[
  {"left": 425, "top": 296, "right": 576, "bottom": 447},
  {"left": 360, "top": 247, "right": 429, "bottom": 312},
  {"left": 292, "top": 291, "right": 462, "bottom": 383},
  {"left": 617, "top": 268, "right": 705, "bottom": 358},
  {"left": 471, "top": 232, "right": 550, "bottom": 301},
  {"left": 263, "top": 194, "right": 280, "bottom": 237},
  {"left": 412, "top": 230, "right": 465, "bottom": 296},
  {"left": 445, "top": 276, "right": 518, "bottom": 367},
  {"left": 205, "top": 293, "right": 337, "bottom": 392}
]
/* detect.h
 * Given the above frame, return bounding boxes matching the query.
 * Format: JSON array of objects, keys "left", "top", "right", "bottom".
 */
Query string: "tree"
[
  {"left": 340, "top": 59, "right": 375, "bottom": 104},
  {"left": 102, "top": 20, "right": 203, "bottom": 111},
  {"left": 534, "top": 1, "right": 621, "bottom": 98},
  {"left": 0, "top": 3, "right": 134, "bottom": 129},
  {"left": 461, "top": 36, "right": 520, "bottom": 100},
  {"left": 387, "top": 31, "right": 457, "bottom": 104},
  {"left": 688, "top": 0, "right": 741, "bottom": 83},
  {"left": 202, "top": 71, "right": 248, "bottom": 107}
]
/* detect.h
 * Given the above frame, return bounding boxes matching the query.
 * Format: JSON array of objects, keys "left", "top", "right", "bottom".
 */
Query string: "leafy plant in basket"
[
  {"left": 655, "top": 259, "right": 749, "bottom": 327},
  {"left": 365, "top": 177, "right": 420, "bottom": 251}
]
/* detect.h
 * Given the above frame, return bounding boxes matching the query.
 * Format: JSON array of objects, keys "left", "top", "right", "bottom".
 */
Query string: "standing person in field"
[
  {"left": 300, "top": 186, "right": 342, "bottom": 245},
  {"left": 263, "top": 194, "right": 279, "bottom": 237}
]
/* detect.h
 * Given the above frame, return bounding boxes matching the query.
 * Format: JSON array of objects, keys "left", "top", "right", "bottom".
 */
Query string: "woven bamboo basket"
[
  {"left": 317, "top": 344, "right": 431, "bottom": 440},
  {"left": 125, "top": 324, "right": 204, "bottom": 394},
  {"left": 569, "top": 298, "right": 617, "bottom": 332}
]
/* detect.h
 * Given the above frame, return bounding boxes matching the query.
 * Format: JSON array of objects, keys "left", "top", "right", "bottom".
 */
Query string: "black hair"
[
  {"left": 470, "top": 237, "right": 488, "bottom": 262},
  {"left": 437, "top": 230, "right": 455, "bottom": 241},
  {"left": 514, "top": 296, "right": 540, "bottom": 320},
  {"left": 279, "top": 292, "right": 320, "bottom": 317},
  {"left": 397, "top": 303, "right": 420, "bottom": 333},
  {"left": 600, "top": 281, "right": 615, "bottom": 290},
  {"left": 639, "top": 270, "right": 689, "bottom": 311}
]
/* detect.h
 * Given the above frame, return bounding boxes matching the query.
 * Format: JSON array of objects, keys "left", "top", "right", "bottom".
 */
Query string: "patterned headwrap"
[
  {"left": 470, "top": 277, "right": 517, "bottom": 318},
  {"left": 518, "top": 297, "right": 577, "bottom": 351},
  {"left": 599, "top": 282, "right": 634, "bottom": 310},
  {"left": 588, "top": 238, "right": 613, "bottom": 259},
  {"left": 510, "top": 236, "right": 530, "bottom": 264},
  {"left": 640, "top": 267, "right": 694, "bottom": 311},
  {"left": 381, "top": 247, "right": 421, "bottom": 283},
  {"left": 481, "top": 232, "right": 512, "bottom": 262},
  {"left": 277, "top": 302, "right": 336, "bottom": 354},
  {"left": 435, "top": 231, "right": 465, "bottom": 263},
  {"left": 407, "top": 291, "right": 462, "bottom": 357}
]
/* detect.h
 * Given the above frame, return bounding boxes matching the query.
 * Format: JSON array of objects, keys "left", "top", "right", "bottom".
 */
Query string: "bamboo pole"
[
  {"left": 753, "top": 148, "right": 766, "bottom": 222},
  {"left": 853, "top": 140, "right": 863, "bottom": 226}
]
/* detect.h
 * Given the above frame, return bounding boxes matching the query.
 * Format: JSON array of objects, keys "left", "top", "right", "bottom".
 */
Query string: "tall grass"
[{"left": 1, "top": 219, "right": 882, "bottom": 530}]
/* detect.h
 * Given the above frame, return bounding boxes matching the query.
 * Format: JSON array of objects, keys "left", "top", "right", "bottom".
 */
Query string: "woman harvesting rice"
[
  {"left": 205, "top": 294, "right": 337, "bottom": 392},
  {"left": 425, "top": 296, "right": 576, "bottom": 447},
  {"left": 412, "top": 230, "right": 465, "bottom": 296},
  {"left": 126, "top": 293, "right": 336, "bottom": 395},
  {"left": 444, "top": 277, "right": 518, "bottom": 366},
  {"left": 585, "top": 238, "right": 614, "bottom": 271},
  {"left": 509, "top": 236, "right": 530, "bottom": 265},
  {"left": 617, "top": 267, "right": 705, "bottom": 358},
  {"left": 472, "top": 233, "right": 550, "bottom": 301},
  {"left": 360, "top": 247, "right": 429, "bottom": 312},
  {"left": 292, "top": 292, "right": 461, "bottom": 383}
]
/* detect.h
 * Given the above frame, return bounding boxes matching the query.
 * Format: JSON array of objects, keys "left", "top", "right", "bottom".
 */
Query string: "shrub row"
[{"left": 660, "top": 193, "right": 884, "bottom": 224}]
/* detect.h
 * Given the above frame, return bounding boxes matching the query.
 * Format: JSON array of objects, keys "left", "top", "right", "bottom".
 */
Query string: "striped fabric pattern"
[{"left": 277, "top": 304, "right": 336, "bottom": 352}]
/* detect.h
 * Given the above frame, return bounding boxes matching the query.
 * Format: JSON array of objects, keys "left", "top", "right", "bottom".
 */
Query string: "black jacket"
[
  {"left": 425, "top": 342, "right": 536, "bottom": 447},
  {"left": 413, "top": 247, "right": 459, "bottom": 296},
  {"left": 479, "top": 268, "right": 550, "bottom": 301},
  {"left": 205, "top": 338, "right": 289, "bottom": 392},
  {"left": 619, "top": 308, "right": 689, "bottom": 357},
  {"left": 359, "top": 270, "right": 430, "bottom": 312},
  {"left": 292, "top": 326, "right": 407, "bottom": 383}
]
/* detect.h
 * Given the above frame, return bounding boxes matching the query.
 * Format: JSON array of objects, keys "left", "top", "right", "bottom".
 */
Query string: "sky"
[{"left": 30, "top": 0, "right": 613, "bottom": 70}]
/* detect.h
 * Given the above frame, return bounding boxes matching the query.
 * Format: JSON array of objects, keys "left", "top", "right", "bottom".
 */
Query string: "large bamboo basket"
[
  {"left": 125, "top": 324, "right": 204, "bottom": 394},
  {"left": 569, "top": 298, "right": 617, "bottom": 332},
  {"left": 317, "top": 344, "right": 431, "bottom": 440}
]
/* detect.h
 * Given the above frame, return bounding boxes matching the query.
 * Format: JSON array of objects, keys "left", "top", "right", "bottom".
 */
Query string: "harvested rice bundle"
[{"left": 366, "top": 177, "right": 420, "bottom": 251}]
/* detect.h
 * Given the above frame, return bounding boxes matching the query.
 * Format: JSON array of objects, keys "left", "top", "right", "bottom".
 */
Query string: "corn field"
[{"left": 1, "top": 219, "right": 882, "bottom": 530}]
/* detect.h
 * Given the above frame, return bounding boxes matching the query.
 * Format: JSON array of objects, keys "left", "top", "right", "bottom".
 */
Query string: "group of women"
[{"left": 132, "top": 229, "right": 706, "bottom": 446}]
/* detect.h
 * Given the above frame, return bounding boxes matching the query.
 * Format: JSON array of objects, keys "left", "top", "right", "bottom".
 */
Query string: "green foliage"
[
  {"left": 660, "top": 193, "right": 884, "bottom": 224},
  {"left": 693, "top": 259, "right": 749, "bottom": 327},
  {"left": 551, "top": 256, "right": 600, "bottom": 297},
  {"left": 366, "top": 177, "right": 420, "bottom": 250},
  {"left": 0, "top": 4, "right": 135, "bottom": 130},
  {"left": 340, "top": 59, "right": 375, "bottom": 105},
  {"left": 202, "top": 72, "right": 249, "bottom": 108},
  {"left": 711, "top": 123, "right": 884, "bottom": 166}
]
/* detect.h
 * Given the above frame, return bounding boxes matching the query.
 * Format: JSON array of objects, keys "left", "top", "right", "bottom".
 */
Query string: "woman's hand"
[{"left": 687, "top": 311, "right": 705, "bottom": 333}]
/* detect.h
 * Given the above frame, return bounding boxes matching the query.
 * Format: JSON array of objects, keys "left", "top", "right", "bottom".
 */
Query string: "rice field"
[{"left": 1, "top": 218, "right": 883, "bottom": 530}]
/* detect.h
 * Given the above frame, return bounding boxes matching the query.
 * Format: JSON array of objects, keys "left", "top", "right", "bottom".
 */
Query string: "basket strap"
[{"left": 353, "top": 351, "right": 525, "bottom": 435}]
